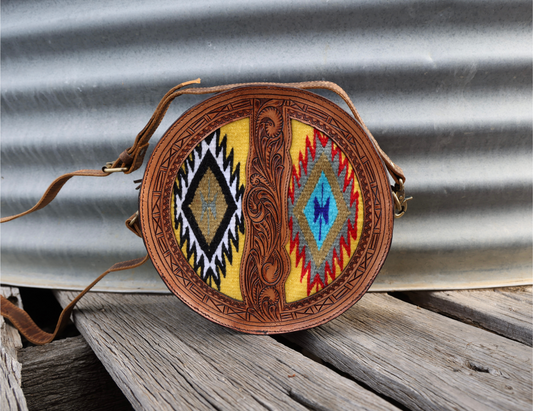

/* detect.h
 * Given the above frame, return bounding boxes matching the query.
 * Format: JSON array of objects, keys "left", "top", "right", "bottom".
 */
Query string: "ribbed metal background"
[{"left": 2, "top": 0, "right": 531, "bottom": 292}]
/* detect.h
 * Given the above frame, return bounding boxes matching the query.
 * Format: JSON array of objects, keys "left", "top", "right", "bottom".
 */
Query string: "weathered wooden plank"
[
  {"left": 19, "top": 335, "right": 133, "bottom": 411},
  {"left": 56, "top": 291, "right": 399, "bottom": 411},
  {"left": 1, "top": 287, "right": 24, "bottom": 360},
  {"left": 403, "top": 287, "right": 533, "bottom": 346},
  {"left": 1, "top": 347, "right": 29, "bottom": 411},
  {"left": 1, "top": 287, "right": 29, "bottom": 411},
  {"left": 286, "top": 293, "right": 532, "bottom": 411}
]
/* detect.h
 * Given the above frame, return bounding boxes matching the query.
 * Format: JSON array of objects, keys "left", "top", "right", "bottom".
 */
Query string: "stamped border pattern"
[{"left": 140, "top": 87, "right": 393, "bottom": 334}]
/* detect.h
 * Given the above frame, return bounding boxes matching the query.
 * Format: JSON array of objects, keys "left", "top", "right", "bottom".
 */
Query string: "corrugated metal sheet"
[{"left": 1, "top": 0, "right": 531, "bottom": 292}]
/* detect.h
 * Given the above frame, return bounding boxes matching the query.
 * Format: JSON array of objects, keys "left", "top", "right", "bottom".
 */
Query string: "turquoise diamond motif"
[{"left": 303, "top": 172, "right": 338, "bottom": 250}]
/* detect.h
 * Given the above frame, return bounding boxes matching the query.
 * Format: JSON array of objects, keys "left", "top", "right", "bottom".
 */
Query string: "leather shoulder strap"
[
  {"left": 124, "top": 79, "right": 405, "bottom": 184},
  {"left": 1, "top": 79, "right": 406, "bottom": 224},
  {"left": 1, "top": 170, "right": 109, "bottom": 223},
  {"left": 0, "top": 255, "right": 149, "bottom": 345}
]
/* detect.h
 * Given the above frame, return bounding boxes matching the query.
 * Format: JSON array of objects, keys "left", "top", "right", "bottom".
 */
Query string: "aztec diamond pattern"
[
  {"left": 304, "top": 172, "right": 336, "bottom": 250},
  {"left": 296, "top": 154, "right": 351, "bottom": 268},
  {"left": 173, "top": 130, "right": 245, "bottom": 292},
  {"left": 286, "top": 122, "right": 363, "bottom": 301}
]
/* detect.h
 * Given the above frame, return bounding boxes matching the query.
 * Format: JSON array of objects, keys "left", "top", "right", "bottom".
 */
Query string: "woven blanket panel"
[
  {"left": 172, "top": 118, "right": 364, "bottom": 304},
  {"left": 285, "top": 120, "right": 364, "bottom": 302},
  {"left": 172, "top": 118, "right": 249, "bottom": 301}
]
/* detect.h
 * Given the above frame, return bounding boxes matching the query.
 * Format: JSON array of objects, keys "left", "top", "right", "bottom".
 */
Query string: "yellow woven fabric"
[
  {"left": 285, "top": 120, "right": 364, "bottom": 303},
  {"left": 218, "top": 119, "right": 249, "bottom": 300},
  {"left": 172, "top": 118, "right": 249, "bottom": 301}
]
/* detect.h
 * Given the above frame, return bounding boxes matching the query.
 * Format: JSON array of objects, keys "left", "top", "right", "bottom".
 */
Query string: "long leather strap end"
[
  {"left": 0, "top": 169, "right": 110, "bottom": 224},
  {"left": 1, "top": 295, "right": 55, "bottom": 345},
  {"left": 1, "top": 255, "right": 149, "bottom": 345}
]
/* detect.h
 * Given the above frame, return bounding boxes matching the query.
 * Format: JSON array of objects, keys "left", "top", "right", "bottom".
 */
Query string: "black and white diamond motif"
[
  {"left": 173, "top": 130, "right": 245, "bottom": 290},
  {"left": 182, "top": 151, "right": 237, "bottom": 260}
]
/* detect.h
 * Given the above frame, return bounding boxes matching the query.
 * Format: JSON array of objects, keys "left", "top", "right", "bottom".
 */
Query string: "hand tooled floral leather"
[{"left": 140, "top": 86, "right": 394, "bottom": 334}]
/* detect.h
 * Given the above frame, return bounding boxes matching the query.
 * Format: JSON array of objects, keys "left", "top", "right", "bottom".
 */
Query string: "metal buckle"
[
  {"left": 392, "top": 178, "right": 413, "bottom": 218},
  {"left": 128, "top": 211, "right": 139, "bottom": 227},
  {"left": 103, "top": 162, "right": 128, "bottom": 173}
]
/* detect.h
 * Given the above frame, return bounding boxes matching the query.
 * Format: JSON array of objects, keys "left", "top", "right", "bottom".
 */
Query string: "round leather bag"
[{"left": 139, "top": 85, "right": 394, "bottom": 334}]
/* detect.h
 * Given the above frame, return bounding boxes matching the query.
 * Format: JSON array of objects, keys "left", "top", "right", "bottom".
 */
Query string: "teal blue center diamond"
[
  {"left": 295, "top": 153, "right": 350, "bottom": 267},
  {"left": 303, "top": 172, "right": 338, "bottom": 250}
]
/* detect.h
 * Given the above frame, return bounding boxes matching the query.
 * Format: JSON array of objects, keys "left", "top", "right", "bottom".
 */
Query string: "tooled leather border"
[{"left": 140, "top": 86, "right": 393, "bottom": 334}]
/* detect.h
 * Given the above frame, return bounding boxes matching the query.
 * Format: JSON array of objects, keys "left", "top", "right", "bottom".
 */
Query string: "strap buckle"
[
  {"left": 102, "top": 162, "right": 128, "bottom": 173},
  {"left": 392, "top": 179, "right": 413, "bottom": 218},
  {"left": 128, "top": 211, "right": 139, "bottom": 227}
]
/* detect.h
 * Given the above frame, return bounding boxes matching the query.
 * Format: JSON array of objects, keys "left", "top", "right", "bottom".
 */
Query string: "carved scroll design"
[
  {"left": 142, "top": 87, "right": 393, "bottom": 333},
  {"left": 240, "top": 101, "right": 292, "bottom": 322}
]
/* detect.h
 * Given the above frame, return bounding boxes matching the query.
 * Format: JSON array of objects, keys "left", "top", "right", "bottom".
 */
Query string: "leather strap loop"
[
  {"left": 125, "top": 212, "right": 142, "bottom": 237},
  {"left": 0, "top": 255, "right": 149, "bottom": 345},
  {"left": 127, "top": 142, "right": 150, "bottom": 175},
  {"left": 122, "top": 79, "right": 405, "bottom": 183},
  {"left": 118, "top": 149, "right": 134, "bottom": 166}
]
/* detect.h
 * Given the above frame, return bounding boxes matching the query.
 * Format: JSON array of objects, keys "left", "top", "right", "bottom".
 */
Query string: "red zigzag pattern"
[{"left": 288, "top": 129, "right": 360, "bottom": 296}]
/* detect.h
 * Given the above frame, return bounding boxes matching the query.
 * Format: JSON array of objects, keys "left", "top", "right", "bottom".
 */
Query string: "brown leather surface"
[
  {"left": 118, "top": 149, "right": 134, "bottom": 165},
  {"left": 0, "top": 255, "right": 149, "bottom": 345},
  {"left": 1, "top": 79, "right": 404, "bottom": 225},
  {"left": 125, "top": 212, "right": 142, "bottom": 238},
  {"left": 140, "top": 86, "right": 395, "bottom": 334},
  {"left": 120, "top": 79, "right": 404, "bottom": 184},
  {"left": 240, "top": 99, "right": 292, "bottom": 322},
  {"left": 1, "top": 79, "right": 403, "bottom": 341},
  {"left": 0, "top": 169, "right": 109, "bottom": 223}
]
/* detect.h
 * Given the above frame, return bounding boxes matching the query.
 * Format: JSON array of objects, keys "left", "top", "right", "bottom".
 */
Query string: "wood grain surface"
[
  {"left": 403, "top": 287, "right": 533, "bottom": 346},
  {"left": 0, "top": 287, "right": 28, "bottom": 411},
  {"left": 1, "top": 347, "right": 28, "bottom": 411},
  {"left": 20, "top": 336, "right": 133, "bottom": 411},
  {"left": 286, "top": 293, "right": 532, "bottom": 411},
  {"left": 1, "top": 287, "right": 23, "bottom": 360},
  {"left": 55, "top": 291, "right": 399, "bottom": 411}
]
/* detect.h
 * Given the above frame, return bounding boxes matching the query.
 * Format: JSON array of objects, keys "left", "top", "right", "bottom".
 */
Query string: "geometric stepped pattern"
[
  {"left": 304, "top": 172, "right": 337, "bottom": 251},
  {"left": 285, "top": 120, "right": 364, "bottom": 303},
  {"left": 181, "top": 150, "right": 237, "bottom": 260},
  {"left": 172, "top": 119, "right": 249, "bottom": 300},
  {"left": 297, "top": 154, "right": 351, "bottom": 268}
]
